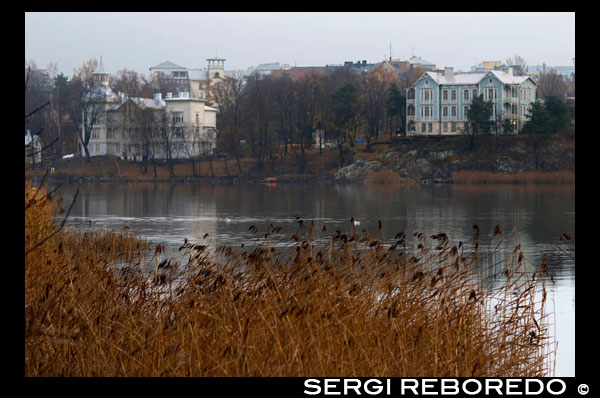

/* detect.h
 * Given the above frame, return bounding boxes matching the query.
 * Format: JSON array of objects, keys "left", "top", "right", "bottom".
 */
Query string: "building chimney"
[
  {"left": 154, "top": 93, "right": 162, "bottom": 101},
  {"left": 507, "top": 67, "right": 513, "bottom": 75},
  {"left": 166, "top": 92, "right": 172, "bottom": 99},
  {"left": 444, "top": 67, "right": 454, "bottom": 77},
  {"left": 180, "top": 92, "right": 190, "bottom": 99}
]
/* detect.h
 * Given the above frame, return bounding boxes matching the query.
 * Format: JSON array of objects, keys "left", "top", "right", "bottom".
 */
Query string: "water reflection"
[
  {"left": 56, "top": 181, "right": 574, "bottom": 376},
  {"left": 60, "top": 182, "right": 574, "bottom": 280}
]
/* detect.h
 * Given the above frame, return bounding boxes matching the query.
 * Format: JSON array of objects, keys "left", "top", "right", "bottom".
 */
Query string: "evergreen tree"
[
  {"left": 465, "top": 94, "right": 493, "bottom": 150},
  {"left": 386, "top": 82, "right": 406, "bottom": 135},
  {"left": 522, "top": 101, "right": 552, "bottom": 136},
  {"left": 544, "top": 96, "right": 569, "bottom": 133}
]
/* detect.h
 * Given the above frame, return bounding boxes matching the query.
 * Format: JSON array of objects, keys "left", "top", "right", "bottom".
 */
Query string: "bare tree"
[
  {"left": 112, "top": 69, "right": 154, "bottom": 99},
  {"left": 361, "top": 65, "right": 398, "bottom": 149},
  {"left": 537, "top": 68, "right": 567, "bottom": 102},
  {"left": 505, "top": 55, "right": 528, "bottom": 76},
  {"left": 243, "top": 73, "right": 277, "bottom": 171}
]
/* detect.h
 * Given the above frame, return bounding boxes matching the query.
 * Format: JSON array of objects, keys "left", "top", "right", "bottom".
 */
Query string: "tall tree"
[
  {"left": 466, "top": 94, "right": 493, "bottom": 151},
  {"left": 537, "top": 68, "right": 567, "bottom": 102},
  {"left": 331, "top": 82, "right": 361, "bottom": 166},
  {"left": 522, "top": 101, "right": 553, "bottom": 170},
  {"left": 68, "top": 58, "right": 110, "bottom": 162},
  {"left": 361, "top": 65, "right": 398, "bottom": 149},
  {"left": 386, "top": 82, "right": 406, "bottom": 137}
]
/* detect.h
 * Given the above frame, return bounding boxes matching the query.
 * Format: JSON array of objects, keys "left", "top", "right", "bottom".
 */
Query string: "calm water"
[{"left": 56, "top": 182, "right": 575, "bottom": 376}]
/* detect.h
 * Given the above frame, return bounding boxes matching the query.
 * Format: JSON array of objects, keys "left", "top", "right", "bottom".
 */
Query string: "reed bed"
[
  {"left": 363, "top": 170, "right": 416, "bottom": 185},
  {"left": 25, "top": 181, "right": 557, "bottom": 377},
  {"left": 452, "top": 170, "right": 575, "bottom": 184}
]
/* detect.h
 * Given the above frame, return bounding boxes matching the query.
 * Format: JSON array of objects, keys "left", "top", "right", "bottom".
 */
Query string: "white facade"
[{"left": 82, "top": 60, "right": 218, "bottom": 161}]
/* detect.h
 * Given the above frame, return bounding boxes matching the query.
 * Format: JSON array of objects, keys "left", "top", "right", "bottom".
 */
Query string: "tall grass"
[
  {"left": 452, "top": 170, "right": 575, "bottom": 184},
  {"left": 25, "top": 182, "right": 556, "bottom": 377}
]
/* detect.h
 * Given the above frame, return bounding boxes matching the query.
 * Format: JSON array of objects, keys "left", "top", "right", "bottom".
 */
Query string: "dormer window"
[
  {"left": 425, "top": 79, "right": 429, "bottom": 85},
  {"left": 489, "top": 78, "right": 493, "bottom": 84}
]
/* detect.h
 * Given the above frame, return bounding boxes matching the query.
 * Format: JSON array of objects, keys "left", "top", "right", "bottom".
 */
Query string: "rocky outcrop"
[{"left": 334, "top": 159, "right": 384, "bottom": 181}]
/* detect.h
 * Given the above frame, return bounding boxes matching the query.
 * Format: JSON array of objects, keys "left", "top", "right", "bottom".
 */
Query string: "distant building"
[
  {"left": 526, "top": 65, "right": 575, "bottom": 82},
  {"left": 245, "top": 62, "right": 291, "bottom": 77},
  {"left": 271, "top": 66, "right": 327, "bottom": 81},
  {"left": 149, "top": 58, "right": 227, "bottom": 101},
  {"left": 406, "top": 67, "right": 537, "bottom": 136},
  {"left": 408, "top": 56, "right": 437, "bottom": 71},
  {"left": 84, "top": 59, "right": 217, "bottom": 161}
]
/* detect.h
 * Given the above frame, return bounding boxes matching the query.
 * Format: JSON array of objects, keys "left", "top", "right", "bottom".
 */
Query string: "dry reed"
[
  {"left": 452, "top": 170, "right": 575, "bottom": 184},
  {"left": 25, "top": 182, "right": 557, "bottom": 377}
]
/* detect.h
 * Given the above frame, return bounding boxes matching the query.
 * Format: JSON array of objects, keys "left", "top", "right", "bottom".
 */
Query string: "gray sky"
[{"left": 25, "top": 12, "right": 575, "bottom": 77}]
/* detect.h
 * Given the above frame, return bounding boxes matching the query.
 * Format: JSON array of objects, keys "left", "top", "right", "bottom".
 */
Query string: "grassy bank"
[{"left": 25, "top": 181, "right": 555, "bottom": 376}]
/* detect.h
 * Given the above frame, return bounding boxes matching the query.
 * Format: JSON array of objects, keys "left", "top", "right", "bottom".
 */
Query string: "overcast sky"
[{"left": 25, "top": 12, "right": 575, "bottom": 77}]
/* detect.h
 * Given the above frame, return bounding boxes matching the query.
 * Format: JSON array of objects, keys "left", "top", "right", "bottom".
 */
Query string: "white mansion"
[{"left": 82, "top": 59, "right": 218, "bottom": 161}]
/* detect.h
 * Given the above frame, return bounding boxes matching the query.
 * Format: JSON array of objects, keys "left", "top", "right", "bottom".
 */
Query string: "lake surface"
[{"left": 56, "top": 182, "right": 575, "bottom": 377}]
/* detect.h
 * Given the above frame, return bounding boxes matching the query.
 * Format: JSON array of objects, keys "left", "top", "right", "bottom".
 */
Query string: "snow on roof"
[
  {"left": 187, "top": 69, "right": 209, "bottom": 80},
  {"left": 409, "top": 56, "right": 435, "bottom": 66},
  {"left": 130, "top": 97, "right": 165, "bottom": 109},
  {"left": 93, "top": 58, "right": 108, "bottom": 75},
  {"left": 108, "top": 96, "right": 166, "bottom": 111},
  {"left": 150, "top": 61, "right": 185, "bottom": 70},
  {"left": 205, "top": 105, "right": 217, "bottom": 111},
  {"left": 423, "top": 70, "right": 534, "bottom": 86},
  {"left": 84, "top": 85, "right": 119, "bottom": 100}
]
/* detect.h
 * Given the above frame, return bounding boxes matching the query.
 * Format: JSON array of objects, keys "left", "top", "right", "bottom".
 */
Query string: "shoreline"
[{"left": 27, "top": 171, "right": 575, "bottom": 186}]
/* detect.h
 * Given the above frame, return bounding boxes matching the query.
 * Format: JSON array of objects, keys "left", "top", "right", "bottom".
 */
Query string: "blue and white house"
[{"left": 406, "top": 67, "right": 537, "bottom": 135}]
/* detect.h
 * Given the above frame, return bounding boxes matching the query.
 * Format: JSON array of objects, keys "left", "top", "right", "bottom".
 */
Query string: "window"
[
  {"left": 484, "top": 87, "right": 497, "bottom": 101},
  {"left": 195, "top": 112, "right": 200, "bottom": 125},
  {"left": 420, "top": 106, "right": 431, "bottom": 118},
  {"left": 428, "top": 123, "right": 433, "bottom": 132},
  {"left": 443, "top": 122, "right": 448, "bottom": 133},
  {"left": 463, "top": 106, "right": 470, "bottom": 118},
  {"left": 442, "top": 106, "right": 448, "bottom": 117},
  {"left": 107, "top": 128, "right": 113, "bottom": 139},
  {"left": 451, "top": 122, "right": 457, "bottom": 132},
  {"left": 425, "top": 79, "right": 429, "bottom": 85},
  {"left": 442, "top": 90, "right": 448, "bottom": 101},
  {"left": 472, "top": 89, "right": 478, "bottom": 99},
  {"left": 451, "top": 106, "right": 457, "bottom": 117},
  {"left": 464, "top": 89, "right": 469, "bottom": 101},
  {"left": 172, "top": 112, "right": 184, "bottom": 124},
  {"left": 214, "top": 72, "right": 220, "bottom": 79},
  {"left": 421, "top": 88, "right": 432, "bottom": 101},
  {"left": 451, "top": 89, "right": 457, "bottom": 101},
  {"left": 421, "top": 123, "right": 426, "bottom": 133}
]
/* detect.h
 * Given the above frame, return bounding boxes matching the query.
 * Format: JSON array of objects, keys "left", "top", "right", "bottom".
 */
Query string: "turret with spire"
[{"left": 93, "top": 56, "right": 110, "bottom": 86}]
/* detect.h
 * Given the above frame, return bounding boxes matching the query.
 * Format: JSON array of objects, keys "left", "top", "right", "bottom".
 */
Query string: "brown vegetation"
[
  {"left": 452, "top": 170, "right": 575, "bottom": 184},
  {"left": 25, "top": 182, "right": 555, "bottom": 376}
]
